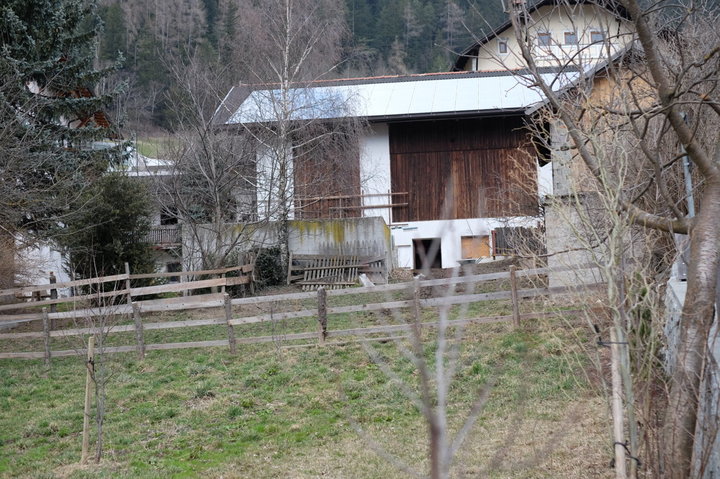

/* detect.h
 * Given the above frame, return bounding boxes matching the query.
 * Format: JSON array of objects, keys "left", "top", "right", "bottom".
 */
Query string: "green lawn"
[
  {"left": 0, "top": 293, "right": 612, "bottom": 478},
  {"left": 134, "top": 138, "right": 175, "bottom": 159}
]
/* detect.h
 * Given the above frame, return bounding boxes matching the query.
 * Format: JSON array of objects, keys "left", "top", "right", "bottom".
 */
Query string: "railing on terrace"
[
  {"left": 145, "top": 226, "right": 181, "bottom": 246},
  {"left": 294, "top": 192, "right": 408, "bottom": 221}
]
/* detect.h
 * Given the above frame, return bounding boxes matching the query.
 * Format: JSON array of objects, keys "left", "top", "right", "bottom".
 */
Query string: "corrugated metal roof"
[{"left": 221, "top": 70, "right": 579, "bottom": 125}]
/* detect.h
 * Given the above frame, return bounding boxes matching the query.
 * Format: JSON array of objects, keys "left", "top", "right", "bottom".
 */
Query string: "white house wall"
[
  {"left": 256, "top": 142, "right": 294, "bottom": 221},
  {"left": 468, "top": 4, "right": 633, "bottom": 72},
  {"left": 391, "top": 217, "right": 542, "bottom": 269},
  {"left": 359, "top": 123, "right": 392, "bottom": 224},
  {"left": 18, "top": 240, "right": 72, "bottom": 296},
  {"left": 538, "top": 161, "right": 554, "bottom": 198}
]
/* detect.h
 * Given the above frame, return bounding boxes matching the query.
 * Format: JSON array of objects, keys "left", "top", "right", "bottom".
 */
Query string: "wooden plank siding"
[
  {"left": 390, "top": 116, "right": 538, "bottom": 222},
  {"left": 293, "top": 129, "right": 362, "bottom": 219}
]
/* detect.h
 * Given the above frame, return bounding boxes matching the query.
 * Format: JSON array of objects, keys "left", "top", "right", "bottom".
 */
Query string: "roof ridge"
[{"left": 236, "top": 67, "right": 573, "bottom": 90}]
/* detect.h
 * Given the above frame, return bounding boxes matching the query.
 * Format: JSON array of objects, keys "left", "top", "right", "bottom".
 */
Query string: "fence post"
[
  {"left": 124, "top": 262, "right": 133, "bottom": 305},
  {"left": 42, "top": 307, "right": 51, "bottom": 368},
  {"left": 286, "top": 252, "right": 294, "bottom": 285},
  {"left": 80, "top": 335, "right": 95, "bottom": 465},
  {"left": 317, "top": 287, "right": 327, "bottom": 344},
  {"left": 131, "top": 303, "right": 145, "bottom": 360},
  {"left": 221, "top": 272, "right": 226, "bottom": 294},
  {"left": 412, "top": 278, "right": 422, "bottom": 337},
  {"left": 610, "top": 327, "right": 628, "bottom": 478},
  {"left": 510, "top": 265, "right": 521, "bottom": 329},
  {"left": 49, "top": 271, "right": 57, "bottom": 314},
  {"left": 224, "top": 294, "right": 237, "bottom": 354}
]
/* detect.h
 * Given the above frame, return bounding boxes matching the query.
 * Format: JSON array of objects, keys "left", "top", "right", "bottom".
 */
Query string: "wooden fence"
[
  {"left": 0, "top": 263, "right": 255, "bottom": 321},
  {"left": 288, "top": 253, "right": 387, "bottom": 290},
  {"left": 0, "top": 265, "right": 605, "bottom": 363}
]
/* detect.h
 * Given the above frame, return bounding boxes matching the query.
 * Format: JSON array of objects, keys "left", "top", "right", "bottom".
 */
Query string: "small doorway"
[{"left": 413, "top": 238, "right": 442, "bottom": 270}]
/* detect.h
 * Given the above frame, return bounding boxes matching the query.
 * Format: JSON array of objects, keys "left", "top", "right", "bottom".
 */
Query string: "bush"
[
  {"left": 59, "top": 172, "right": 155, "bottom": 285},
  {"left": 254, "top": 246, "right": 284, "bottom": 290}
]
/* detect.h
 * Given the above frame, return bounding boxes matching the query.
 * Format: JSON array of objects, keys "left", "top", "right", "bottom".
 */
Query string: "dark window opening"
[
  {"left": 413, "top": 238, "right": 442, "bottom": 270},
  {"left": 532, "top": 121, "right": 552, "bottom": 167},
  {"left": 160, "top": 207, "right": 178, "bottom": 226},
  {"left": 498, "top": 39, "right": 508, "bottom": 54},
  {"left": 167, "top": 262, "right": 182, "bottom": 282}
]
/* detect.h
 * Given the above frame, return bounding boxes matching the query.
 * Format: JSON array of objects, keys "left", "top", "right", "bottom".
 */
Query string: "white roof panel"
[
  {"left": 411, "top": 80, "right": 437, "bottom": 114},
  {"left": 224, "top": 71, "right": 579, "bottom": 124}
]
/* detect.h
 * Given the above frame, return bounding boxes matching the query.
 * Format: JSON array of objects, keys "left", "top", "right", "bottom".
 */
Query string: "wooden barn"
[{"left": 213, "top": 69, "right": 580, "bottom": 268}]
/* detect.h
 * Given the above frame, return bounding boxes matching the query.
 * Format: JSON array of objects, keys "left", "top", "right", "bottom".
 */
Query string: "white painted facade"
[
  {"left": 359, "top": 123, "right": 392, "bottom": 223},
  {"left": 15, "top": 239, "right": 72, "bottom": 296},
  {"left": 390, "top": 217, "right": 542, "bottom": 269},
  {"left": 461, "top": 4, "right": 633, "bottom": 72},
  {"left": 256, "top": 142, "right": 295, "bottom": 221}
]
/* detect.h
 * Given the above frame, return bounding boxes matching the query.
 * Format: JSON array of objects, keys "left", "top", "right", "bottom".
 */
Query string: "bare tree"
[
  {"left": 156, "top": 54, "right": 262, "bottom": 272},
  {"left": 231, "top": 0, "right": 362, "bottom": 269},
  {"left": 498, "top": 1, "right": 720, "bottom": 476},
  {"left": 350, "top": 274, "right": 494, "bottom": 479}
]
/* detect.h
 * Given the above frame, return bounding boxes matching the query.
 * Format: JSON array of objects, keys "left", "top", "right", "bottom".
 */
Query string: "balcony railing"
[
  {"left": 533, "top": 42, "right": 622, "bottom": 64},
  {"left": 145, "top": 226, "right": 181, "bottom": 246},
  {"left": 294, "top": 193, "right": 409, "bottom": 221}
]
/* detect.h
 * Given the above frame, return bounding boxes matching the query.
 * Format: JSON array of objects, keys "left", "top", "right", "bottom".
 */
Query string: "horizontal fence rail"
[
  {"left": 0, "top": 264, "right": 254, "bottom": 319},
  {"left": 0, "top": 262, "right": 606, "bottom": 362},
  {"left": 0, "top": 310, "right": 601, "bottom": 360}
]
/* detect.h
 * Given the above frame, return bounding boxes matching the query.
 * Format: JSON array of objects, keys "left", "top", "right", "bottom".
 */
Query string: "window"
[
  {"left": 590, "top": 30, "right": 606, "bottom": 43},
  {"left": 564, "top": 31, "right": 578, "bottom": 45},
  {"left": 537, "top": 32, "right": 552, "bottom": 47},
  {"left": 160, "top": 207, "right": 178, "bottom": 225},
  {"left": 498, "top": 38, "right": 508, "bottom": 54},
  {"left": 166, "top": 262, "right": 182, "bottom": 283}
]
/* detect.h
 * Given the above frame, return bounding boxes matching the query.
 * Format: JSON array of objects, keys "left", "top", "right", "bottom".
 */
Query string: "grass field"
[
  {"left": 134, "top": 138, "right": 175, "bottom": 159},
  {"left": 0, "top": 289, "right": 613, "bottom": 478}
]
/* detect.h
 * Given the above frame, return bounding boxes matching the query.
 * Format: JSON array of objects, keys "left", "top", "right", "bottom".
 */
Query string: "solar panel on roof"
[{"left": 223, "top": 71, "right": 580, "bottom": 124}]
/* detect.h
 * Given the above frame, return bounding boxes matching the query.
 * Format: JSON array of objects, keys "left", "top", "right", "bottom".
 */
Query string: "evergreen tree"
[
  {"left": 375, "top": 1, "right": 406, "bottom": 60},
  {"left": 59, "top": 172, "right": 154, "bottom": 280},
  {"left": 99, "top": 2, "right": 127, "bottom": 61},
  {"left": 201, "top": 0, "right": 219, "bottom": 50},
  {"left": 0, "top": 0, "right": 124, "bottom": 235}
]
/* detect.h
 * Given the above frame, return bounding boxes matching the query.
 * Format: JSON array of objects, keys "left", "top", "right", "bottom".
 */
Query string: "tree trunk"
[
  {"left": 429, "top": 416, "right": 443, "bottom": 479},
  {"left": 0, "top": 230, "right": 15, "bottom": 294},
  {"left": 664, "top": 182, "right": 720, "bottom": 478}
]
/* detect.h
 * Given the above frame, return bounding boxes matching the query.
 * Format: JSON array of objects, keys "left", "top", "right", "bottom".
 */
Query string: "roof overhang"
[{"left": 215, "top": 68, "right": 582, "bottom": 127}]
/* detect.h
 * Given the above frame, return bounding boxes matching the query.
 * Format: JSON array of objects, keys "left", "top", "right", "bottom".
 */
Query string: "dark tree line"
[{"left": 94, "top": 0, "right": 507, "bottom": 131}]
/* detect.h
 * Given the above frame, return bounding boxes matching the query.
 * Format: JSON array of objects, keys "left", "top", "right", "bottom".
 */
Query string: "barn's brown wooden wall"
[
  {"left": 390, "top": 116, "right": 538, "bottom": 222},
  {"left": 293, "top": 133, "right": 361, "bottom": 219}
]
